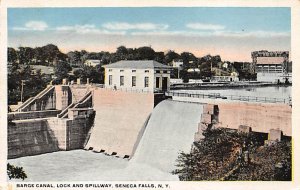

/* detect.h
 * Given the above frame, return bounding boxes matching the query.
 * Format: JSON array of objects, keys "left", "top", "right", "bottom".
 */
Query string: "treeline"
[
  {"left": 8, "top": 44, "right": 254, "bottom": 80},
  {"left": 8, "top": 44, "right": 223, "bottom": 68},
  {"left": 7, "top": 44, "right": 254, "bottom": 105},
  {"left": 8, "top": 44, "right": 67, "bottom": 66}
]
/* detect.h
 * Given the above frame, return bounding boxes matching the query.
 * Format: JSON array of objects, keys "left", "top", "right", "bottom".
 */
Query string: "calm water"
[{"left": 174, "top": 86, "right": 291, "bottom": 100}]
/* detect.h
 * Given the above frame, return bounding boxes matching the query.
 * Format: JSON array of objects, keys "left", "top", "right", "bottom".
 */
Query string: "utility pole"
[{"left": 20, "top": 80, "right": 25, "bottom": 102}]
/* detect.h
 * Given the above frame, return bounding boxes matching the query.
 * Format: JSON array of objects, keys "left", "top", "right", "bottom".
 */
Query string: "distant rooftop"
[
  {"left": 85, "top": 59, "right": 101, "bottom": 63},
  {"left": 31, "top": 65, "right": 54, "bottom": 75},
  {"left": 103, "top": 60, "right": 172, "bottom": 69}
]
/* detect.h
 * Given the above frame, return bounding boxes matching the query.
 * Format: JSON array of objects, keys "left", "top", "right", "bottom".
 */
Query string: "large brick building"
[{"left": 251, "top": 50, "right": 291, "bottom": 83}]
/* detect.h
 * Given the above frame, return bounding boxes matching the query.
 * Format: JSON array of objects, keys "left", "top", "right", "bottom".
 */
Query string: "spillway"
[
  {"left": 82, "top": 99, "right": 204, "bottom": 180},
  {"left": 131, "top": 100, "right": 204, "bottom": 174},
  {"left": 92, "top": 99, "right": 204, "bottom": 180}
]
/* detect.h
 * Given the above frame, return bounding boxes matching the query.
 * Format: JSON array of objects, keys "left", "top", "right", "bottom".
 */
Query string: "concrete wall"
[
  {"left": 171, "top": 96, "right": 291, "bottom": 136},
  {"left": 257, "top": 73, "right": 291, "bottom": 83},
  {"left": 44, "top": 110, "right": 95, "bottom": 151},
  {"left": 70, "top": 85, "right": 90, "bottom": 103},
  {"left": 85, "top": 88, "right": 154, "bottom": 157},
  {"left": 8, "top": 110, "right": 61, "bottom": 121},
  {"left": 67, "top": 114, "right": 95, "bottom": 150},
  {"left": 217, "top": 102, "right": 291, "bottom": 136},
  {"left": 8, "top": 119, "right": 59, "bottom": 159},
  {"left": 46, "top": 118, "right": 68, "bottom": 150},
  {"left": 8, "top": 112, "right": 95, "bottom": 159},
  {"left": 55, "top": 85, "right": 72, "bottom": 110},
  {"left": 8, "top": 84, "right": 96, "bottom": 158}
]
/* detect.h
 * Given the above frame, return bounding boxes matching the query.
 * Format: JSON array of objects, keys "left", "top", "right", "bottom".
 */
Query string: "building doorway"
[{"left": 162, "top": 77, "right": 168, "bottom": 91}]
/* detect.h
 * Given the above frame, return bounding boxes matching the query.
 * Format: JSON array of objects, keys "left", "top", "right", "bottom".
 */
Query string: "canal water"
[{"left": 173, "top": 86, "right": 291, "bottom": 100}]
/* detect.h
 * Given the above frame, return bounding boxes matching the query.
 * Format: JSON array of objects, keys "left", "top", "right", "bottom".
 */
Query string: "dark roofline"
[{"left": 103, "top": 60, "right": 172, "bottom": 69}]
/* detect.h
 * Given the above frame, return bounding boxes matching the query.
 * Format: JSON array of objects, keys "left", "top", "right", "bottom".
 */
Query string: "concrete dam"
[
  {"left": 8, "top": 85, "right": 204, "bottom": 160},
  {"left": 8, "top": 85, "right": 206, "bottom": 180},
  {"left": 83, "top": 100, "right": 204, "bottom": 181},
  {"left": 85, "top": 88, "right": 155, "bottom": 157},
  {"left": 8, "top": 84, "right": 291, "bottom": 181},
  {"left": 84, "top": 88, "right": 204, "bottom": 161}
]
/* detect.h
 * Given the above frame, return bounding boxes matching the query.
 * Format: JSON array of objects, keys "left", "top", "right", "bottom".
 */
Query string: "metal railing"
[
  {"left": 102, "top": 87, "right": 154, "bottom": 93},
  {"left": 17, "top": 85, "right": 55, "bottom": 112},
  {"left": 166, "top": 91, "right": 290, "bottom": 104}
]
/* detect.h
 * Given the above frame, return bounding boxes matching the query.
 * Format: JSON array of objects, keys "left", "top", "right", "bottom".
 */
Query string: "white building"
[
  {"left": 169, "top": 59, "right": 183, "bottom": 68},
  {"left": 169, "top": 59, "right": 183, "bottom": 79},
  {"left": 84, "top": 59, "right": 101, "bottom": 67},
  {"left": 187, "top": 68, "right": 200, "bottom": 73},
  {"left": 103, "top": 60, "right": 172, "bottom": 92}
]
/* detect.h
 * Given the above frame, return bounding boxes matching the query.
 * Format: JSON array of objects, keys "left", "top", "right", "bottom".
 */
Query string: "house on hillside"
[
  {"left": 169, "top": 59, "right": 184, "bottom": 79},
  {"left": 169, "top": 59, "right": 183, "bottom": 68},
  {"left": 31, "top": 65, "right": 55, "bottom": 75},
  {"left": 103, "top": 60, "right": 172, "bottom": 92},
  {"left": 84, "top": 59, "right": 101, "bottom": 67}
]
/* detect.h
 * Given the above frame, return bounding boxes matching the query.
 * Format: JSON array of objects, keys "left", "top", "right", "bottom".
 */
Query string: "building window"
[
  {"left": 120, "top": 70, "right": 124, "bottom": 72},
  {"left": 145, "top": 70, "right": 149, "bottom": 73},
  {"left": 108, "top": 69, "right": 112, "bottom": 72},
  {"left": 120, "top": 76, "right": 124, "bottom": 86},
  {"left": 156, "top": 77, "right": 160, "bottom": 88},
  {"left": 109, "top": 75, "right": 112, "bottom": 85},
  {"left": 155, "top": 70, "right": 160, "bottom": 73},
  {"left": 132, "top": 76, "right": 136, "bottom": 87},
  {"left": 144, "top": 77, "right": 149, "bottom": 87},
  {"left": 163, "top": 70, "right": 168, "bottom": 73},
  {"left": 132, "top": 70, "right": 136, "bottom": 72}
]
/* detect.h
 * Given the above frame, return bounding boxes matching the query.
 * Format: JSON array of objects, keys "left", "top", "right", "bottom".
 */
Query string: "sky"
[{"left": 8, "top": 7, "right": 291, "bottom": 62}]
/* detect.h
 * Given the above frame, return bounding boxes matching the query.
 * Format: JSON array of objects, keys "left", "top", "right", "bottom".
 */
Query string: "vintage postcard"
[{"left": 1, "top": 0, "right": 300, "bottom": 190}]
